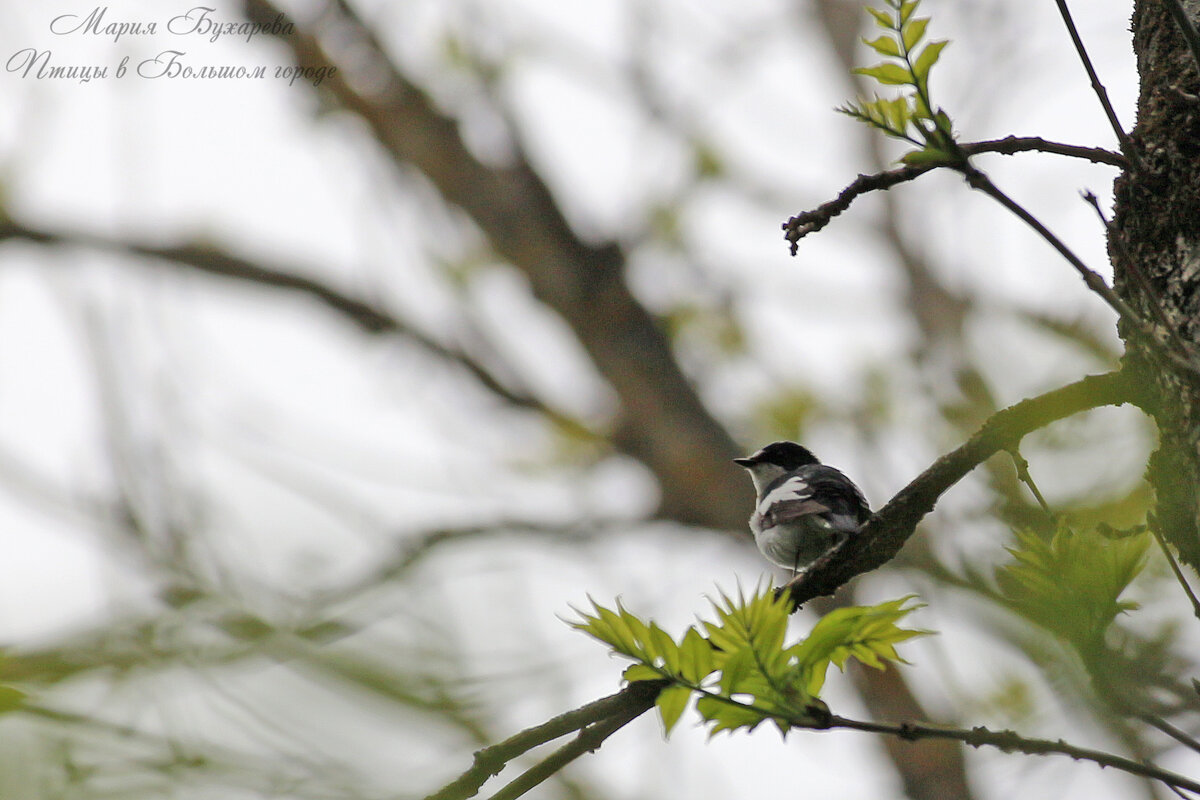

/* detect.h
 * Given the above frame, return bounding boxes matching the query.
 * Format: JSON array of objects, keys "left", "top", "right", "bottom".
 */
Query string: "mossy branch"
[{"left": 785, "top": 370, "right": 1137, "bottom": 606}]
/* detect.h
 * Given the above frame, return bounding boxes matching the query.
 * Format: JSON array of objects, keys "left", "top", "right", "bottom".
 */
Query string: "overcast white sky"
[{"left": 0, "top": 1, "right": 1161, "bottom": 798}]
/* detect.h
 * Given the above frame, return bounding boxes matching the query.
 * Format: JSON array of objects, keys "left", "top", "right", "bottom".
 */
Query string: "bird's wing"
[
  {"left": 759, "top": 498, "right": 831, "bottom": 529},
  {"left": 804, "top": 465, "right": 872, "bottom": 523},
  {"left": 757, "top": 467, "right": 870, "bottom": 532},
  {"left": 757, "top": 473, "right": 816, "bottom": 514}
]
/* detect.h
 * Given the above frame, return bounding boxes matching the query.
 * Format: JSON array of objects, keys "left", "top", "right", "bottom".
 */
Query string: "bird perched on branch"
[{"left": 735, "top": 441, "right": 871, "bottom": 576}]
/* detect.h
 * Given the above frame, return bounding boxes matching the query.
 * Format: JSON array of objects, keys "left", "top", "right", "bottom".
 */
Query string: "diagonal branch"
[
  {"left": 959, "top": 166, "right": 1200, "bottom": 380},
  {"left": 0, "top": 218, "right": 583, "bottom": 428},
  {"left": 787, "top": 369, "right": 1137, "bottom": 606},
  {"left": 242, "top": 0, "right": 751, "bottom": 529},
  {"left": 1052, "top": 0, "right": 1143, "bottom": 170},
  {"left": 424, "top": 680, "right": 665, "bottom": 800}
]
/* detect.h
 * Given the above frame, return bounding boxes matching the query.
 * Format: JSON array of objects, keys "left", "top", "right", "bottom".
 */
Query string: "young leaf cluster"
[
  {"left": 838, "top": 0, "right": 955, "bottom": 163},
  {"left": 995, "top": 525, "right": 1150, "bottom": 649},
  {"left": 570, "top": 586, "right": 928, "bottom": 737}
]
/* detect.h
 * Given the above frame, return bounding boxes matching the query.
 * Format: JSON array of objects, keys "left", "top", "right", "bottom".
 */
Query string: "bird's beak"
[{"left": 733, "top": 457, "right": 755, "bottom": 467}]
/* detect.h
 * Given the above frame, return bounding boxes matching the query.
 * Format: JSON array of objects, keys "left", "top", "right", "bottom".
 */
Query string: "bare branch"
[
  {"left": 826, "top": 714, "right": 1200, "bottom": 795},
  {"left": 959, "top": 167, "right": 1200, "bottom": 380},
  {"left": 0, "top": 218, "right": 591, "bottom": 430},
  {"left": 963, "top": 136, "right": 1126, "bottom": 167},
  {"left": 1052, "top": 0, "right": 1143, "bottom": 170},
  {"left": 1149, "top": 524, "right": 1200, "bottom": 620},
  {"left": 241, "top": 0, "right": 751, "bottom": 530},
  {"left": 783, "top": 137, "right": 1124, "bottom": 250}
]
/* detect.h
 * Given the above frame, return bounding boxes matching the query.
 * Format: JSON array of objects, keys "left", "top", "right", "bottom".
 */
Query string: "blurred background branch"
[{"left": 0, "top": 1, "right": 1187, "bottom": 799}]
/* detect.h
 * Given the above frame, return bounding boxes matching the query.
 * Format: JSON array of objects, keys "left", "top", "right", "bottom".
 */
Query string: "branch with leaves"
[
  {"left": 800, "top": 0, "right": 1200, "bottom": 381},
  {"left": 839, "top": 0, "right": 954, "bottom": 160},
  {"left": 783, "top": 136, "right": 1123, "bottom": 247},
  {"left": 565, "top": 584, "right": 1200, "bottom": 797},
  {"left": 571, "top": 586, "right": 927, "bottom": 737}
]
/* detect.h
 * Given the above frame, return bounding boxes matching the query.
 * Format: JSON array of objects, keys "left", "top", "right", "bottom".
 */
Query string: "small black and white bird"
[{"left": 734, "top": 442, "right": 871, "bottom": 575}]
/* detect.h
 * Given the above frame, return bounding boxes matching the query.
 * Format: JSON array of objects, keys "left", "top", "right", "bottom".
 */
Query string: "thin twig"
[
  {"left": 783, "top": 163, "right": 934, "bottom": 251},
  {"left": 1081, "top": 190, "right": 1197, "bottom": 361},
  {"left": 782, "top": 137, "right": 1124, "bottom": 249},
  {"left": 424, "top": 681, "right": 665, "bottom": 800},
  {"left": 1131, "top": 709, "right": 1200, "bottom": 756},
  {"left": 1007, "top": 448, "right": 1053, "bottom": 516},
  {"left": 961, "top": 136, "right": 1126, "bottom": 167},
  {"left": 1149, "top": 524, "right": 1200, "bottom": 620},
  {"left": 1052, "top": 0, "right": 1143, "bottom": 170},
  {"left": 959, "top": 167, "right": 1200, "bottom": 380},
  {"left": 487, "top": 687, "right": 660, "bottom": 800},
  {"left": 631, "top": 677, "right": 1200, "bottom": 796},
  {"left": 1162, "top": 0, "right": 1200, "bottom": 79},
  {"left": 961, "top": 168, "right": 1135, "bottom": 323},
  {"left": 827, "top": 715, "right": 1200, "bottom": 795}
]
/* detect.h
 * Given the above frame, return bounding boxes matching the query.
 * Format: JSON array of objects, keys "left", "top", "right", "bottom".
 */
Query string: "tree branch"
[
  {"left": 486, "top": 692, "right": 658, "bottom": 800},
  {"left": 1052, "top": 0, "right": 1143, "bottom": 170},
  {"left": 424, "top": 680, "right": 665, "bottom": 800},
  {"left": 242, "top": 0, "right": 752, "bottom": 530},
  {"left": 826, "top": 714, "right": 1200, "bottom": 795},
  {"left": 1082, "top": 190, "right": 1195, "bottom": 358},
  {"left": 783, "top": 137, "right": 1124, "bottom": 250},
  {"left": 787, "top": 370, "right": 1136, "bottom": 606},
  {"left": 0, "top": 218, "right": 592, "bottom": 431},
  {"left": 959, "top": 166, "right": 1200, "bottom": 380}
]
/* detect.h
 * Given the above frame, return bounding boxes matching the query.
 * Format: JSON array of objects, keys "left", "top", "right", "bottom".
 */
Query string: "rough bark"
[{"left": 1112, "top": 0, "right": 1200, "bottom": 568}]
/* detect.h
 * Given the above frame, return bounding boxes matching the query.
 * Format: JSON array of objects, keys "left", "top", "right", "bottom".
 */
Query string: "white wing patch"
[{"left": 757, "top": 475, "right": 812, "bottom": 516}]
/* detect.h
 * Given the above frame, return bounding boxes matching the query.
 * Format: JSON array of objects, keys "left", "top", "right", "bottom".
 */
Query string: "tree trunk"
[{"left": 1112, "top": 0, "right": 1200, "bottom": 568}]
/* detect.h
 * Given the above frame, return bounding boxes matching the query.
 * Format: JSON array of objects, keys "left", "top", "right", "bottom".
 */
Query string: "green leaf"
[
  {"left": 679, "top": 627, "right": 717, "bottom": 684},
  {"left": 901, "top": 16, "right": 929, "bottom": 51},
  {"left": 995, "top": 525, "right": 1150, "bottom": 647},
  {"left": 656, "top": 685, "right": 692, "bottom": 736},
  {"left": 862, "top": 34, "right": 901, "bottom": 57},
  {"left": 649, "top": 622, "right": 680, "bottom": 673},
  {"left": 852, "top": 63, "right": 914, "bottom": 86},
  {"left": 882, "top": 96, "right": 914, "bottom": 134},
  {"left": 912, "top": 39, "right": 949, "bottom": 83},
  {"left": 570, "top": 606, "right": 615, "bottom": 647},
  {"left": 573, "top": 585, "right": 928, "bottom": 742},
  {"left": 716, "top": 647, "right": 756, "bottom": 696},
  {"left": 695, "top": 695, "right": 770, "bottom": 736},
  {"left": 619, "top": 602, "right": 656, "bottom": 659},
  {"left": 0, "top": 686, "right": 24, "bottom": 714},
  {"left": 623, "top": 663, "right": 664, "bottom": 683},
  {"left": 899, "top": 0, "right": 920, "bottom": 25},
  {"left": 595, "top": 603, "right": 642, "bottom": 658},
  {"left": 866, "top": 7, "right": 894, "bottom": 28},
  {"left": 789, "top": 596, "right": 929, "bottom": 695}
]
